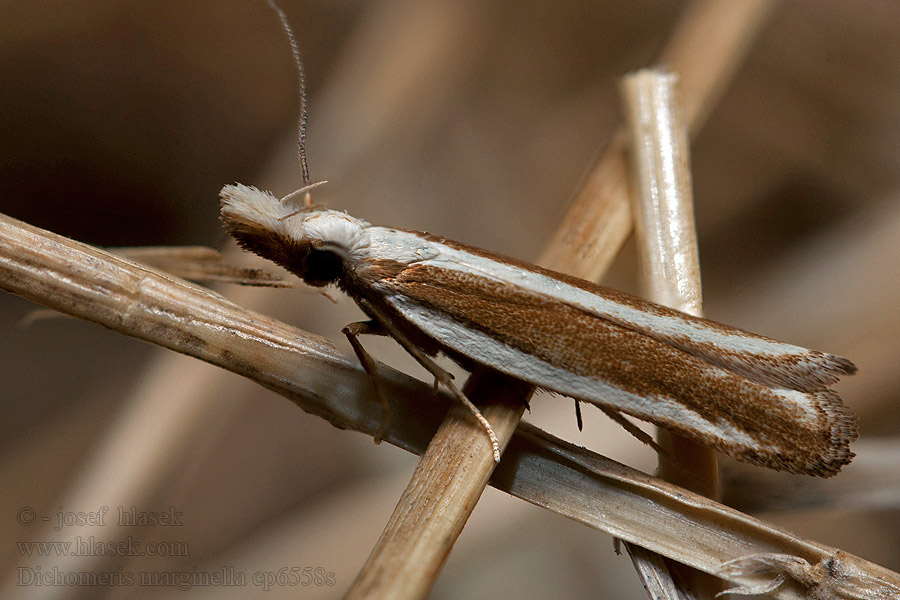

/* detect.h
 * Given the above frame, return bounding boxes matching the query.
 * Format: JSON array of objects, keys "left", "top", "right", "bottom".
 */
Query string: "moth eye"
[{"left": 302, "top": 248, "right": 343, "bottom": 286}]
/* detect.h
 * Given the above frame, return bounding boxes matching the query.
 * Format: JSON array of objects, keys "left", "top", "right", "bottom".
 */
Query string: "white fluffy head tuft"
[
  {"left": 220, "top": 183, "right": 371, "bottom": 266},
  {"left": 220, "top": 183, "right": 295, "bottom": 237}
]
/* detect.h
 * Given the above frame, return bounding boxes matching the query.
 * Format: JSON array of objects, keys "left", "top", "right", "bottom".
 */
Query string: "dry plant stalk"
[
  {"left": 344, "top": 373, "right": 529, "bottom": 600},
  {"left": 540, "top": 0, "right": 776, "bottom": 278},
  {"left": 111, "top": 246, "right": 292, "bottom": 288},
  {"left": 1, "top": 212, "right": 898, "bottom": 598},
  {"left": 350, "top": 0, "right": 776, "bottom": 597},
  {"left": 343, "top": 0, "right": 772, "bottom": 597},
  {"left": 621, "top": 68, "right": 717, "bottom": 598},
  {"left": 626, "top": 549, "right": 691, "bottom": 600}
]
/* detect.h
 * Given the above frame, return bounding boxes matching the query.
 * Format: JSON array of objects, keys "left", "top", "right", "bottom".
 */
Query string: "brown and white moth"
[
  {"left": 221, "top": 1, "right": 858, "bottom": 477},
  {"left": 219, "top": 183, "right": 858, "bottom": 477}
]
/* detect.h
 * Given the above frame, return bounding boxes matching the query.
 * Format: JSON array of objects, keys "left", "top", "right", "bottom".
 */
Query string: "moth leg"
[
  {"left": 420, "top": 359, "right": 502, "bottom": 462},
  {"left": 574, "top": 399, "right": 584, "bottom": 432},
  {"left": 598, "top": 408, "right": 712, "bottom": 487},
  {"left": 342, "top": 320, "right": 392, "bottom": 445},
  {"left": 597, "top": 406, "right": 668, "bottom": 459},
  {"left": 388, "top": 338, "right": 501, "bottom": 463},
  {"left": 597, "top": 408, "right": 714, "bottom": 485},
  {"left": 353, "top": 301, "right": 502, "bottom": 462}
]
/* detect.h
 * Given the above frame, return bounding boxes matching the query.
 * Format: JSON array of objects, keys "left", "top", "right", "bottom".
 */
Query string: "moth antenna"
[
  {"left": 276, "top": 181, "right": 330, "bottom": 221},
  {"left": 319, "top": 290, "right": 340, "bottom": 304},
  {"left": 278, "top": 180, "right": 328, "bottom": 213},
  {"left": 266, "top": 0, "right": 311, "bottom": 186}
]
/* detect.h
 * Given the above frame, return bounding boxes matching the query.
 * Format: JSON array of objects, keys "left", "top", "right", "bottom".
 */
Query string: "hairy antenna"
[{"left": 266, "top": 0, "right": 310, "bottom": 186}]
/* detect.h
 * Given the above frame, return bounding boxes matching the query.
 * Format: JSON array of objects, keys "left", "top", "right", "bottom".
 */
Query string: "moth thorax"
[{"left": 288, "top": 210, "right": 369, "bottom": 285}]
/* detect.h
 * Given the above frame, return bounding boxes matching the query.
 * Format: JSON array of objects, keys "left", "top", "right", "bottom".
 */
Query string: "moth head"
[{"left": 220, "top": 183, "right": 369, "bottom": 286}]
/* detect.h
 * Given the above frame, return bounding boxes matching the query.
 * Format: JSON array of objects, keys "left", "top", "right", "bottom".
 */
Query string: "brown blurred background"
[{"left": 1, "top": 1, "right": 898, "bottom": 598}]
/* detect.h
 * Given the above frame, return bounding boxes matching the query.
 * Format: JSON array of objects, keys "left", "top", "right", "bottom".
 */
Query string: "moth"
[
  {"left": 219, "top": 183, "right": 858, "bottom": 477},
  {"left": 221, "top": 0, "right": 858, "bottom": 476}
]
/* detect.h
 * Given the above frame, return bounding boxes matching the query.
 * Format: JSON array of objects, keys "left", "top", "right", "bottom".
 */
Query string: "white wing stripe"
[
  {"left": 362, "top": 227, "right": 807, "bottom": 360},
  {"left": 382, "top": 293, "right": 831, "bottom": 454}
]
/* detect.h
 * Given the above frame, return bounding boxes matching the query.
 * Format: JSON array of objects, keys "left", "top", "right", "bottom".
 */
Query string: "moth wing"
[
  {"left": 372, "top": 262, "right": 857, "bottom": 477},
  {"left": 434, "top": 242, "right": 856, "bottom": 392}
]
